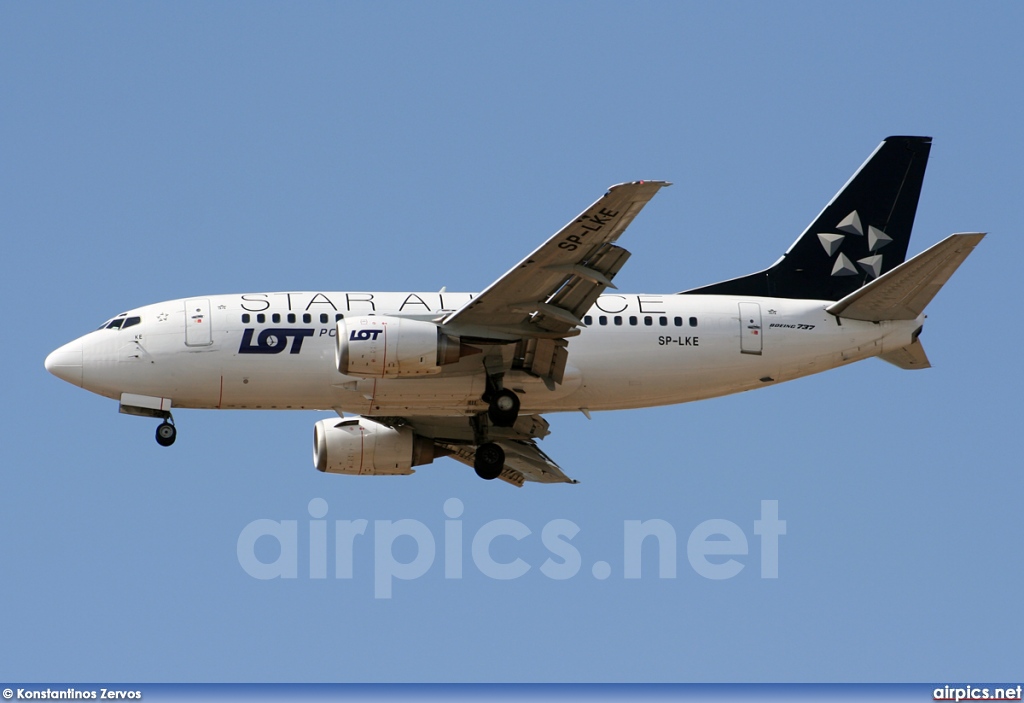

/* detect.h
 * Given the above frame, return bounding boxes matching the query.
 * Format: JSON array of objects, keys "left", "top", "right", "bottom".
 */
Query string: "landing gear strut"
[
  {"left": 474, "top": 442, "right": 505, "bottom": 480},
  {"left": 472, "top": 369, "right": 517, "bottom": 480},
  {"left": 155, "top": 417, "right": 176, "bottom": 447}
]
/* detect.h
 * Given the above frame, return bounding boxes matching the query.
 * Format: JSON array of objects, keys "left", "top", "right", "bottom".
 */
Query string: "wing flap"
[
  {"left": 370, "top": 413, "right": 552, "bottom": 444},
  {"left": 540, "top": 244, "right": 632, "bottom": 334},
  {"left": 439, "top": 439, "right": 577, "bottom": 486},
  {"left": 535, "top": 338, "right": 568, "bottom": 385}
]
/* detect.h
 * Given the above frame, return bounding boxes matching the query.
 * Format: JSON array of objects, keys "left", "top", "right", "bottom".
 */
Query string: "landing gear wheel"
[
  {"left": 474, "top": 442, "right": 505, "bottom": 480},
  {"left": 155, "top": 421, "right": 176, "bottom": 447},
  {"left": 487, "top": 389, "right": 520, "bottom": 428}
]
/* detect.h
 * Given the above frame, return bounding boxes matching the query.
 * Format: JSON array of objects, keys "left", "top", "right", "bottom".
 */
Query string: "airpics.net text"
[{"left": 237, "top": 499, "right": 786, "bottom": 598}]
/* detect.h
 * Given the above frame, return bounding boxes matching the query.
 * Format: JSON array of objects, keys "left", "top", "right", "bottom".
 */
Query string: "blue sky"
[{"left": 2, "top": 1, "right": 1021, "bottom": 683}]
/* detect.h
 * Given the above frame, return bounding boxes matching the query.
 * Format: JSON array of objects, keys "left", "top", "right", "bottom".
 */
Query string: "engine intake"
[
  {"left": 313, "top": 417, "right": 437, "bottom": 476},
  {"left": 336, "top": 315, "right": 475, "bottom": 378}
]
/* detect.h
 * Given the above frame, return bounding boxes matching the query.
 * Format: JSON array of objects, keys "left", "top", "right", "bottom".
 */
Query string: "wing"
[
  {"left": 364, "top": 413, "right": 574, "bottom": 487},
  {"left": 440, "top": 180, "right": 670, "bottom": 384},
  {"left": 438, "top": 439, "right": 576, "bottom": 488},
  {"left": 345, "top": 183, "right": 669, "bottom": 486}
]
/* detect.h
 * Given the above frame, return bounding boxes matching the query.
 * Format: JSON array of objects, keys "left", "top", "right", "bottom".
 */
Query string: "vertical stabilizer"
[{"left": 685, "top": 136, "right": 932, "bottom": 301}]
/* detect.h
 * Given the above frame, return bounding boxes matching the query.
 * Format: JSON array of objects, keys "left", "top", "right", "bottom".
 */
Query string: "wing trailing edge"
[{"left": 438, "top": 438, "right": 577, "bottom": 487}]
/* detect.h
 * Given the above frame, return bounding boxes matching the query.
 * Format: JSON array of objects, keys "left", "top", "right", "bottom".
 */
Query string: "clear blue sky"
[{"left": 2, "top": 1, "right": 1021, "bottom": 683}]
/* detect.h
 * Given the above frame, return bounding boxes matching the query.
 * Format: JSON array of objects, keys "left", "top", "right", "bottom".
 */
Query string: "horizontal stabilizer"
[
  {"left": 826, "top": 233, "right": 985, "bottom": 322},
  {"left": 879, "top": 338, "right": 931, "bottom": 370}
]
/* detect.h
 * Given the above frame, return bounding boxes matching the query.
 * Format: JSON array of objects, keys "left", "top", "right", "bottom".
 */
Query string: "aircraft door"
[
  {"left": 739, "top": 302, "right": 762, "bottom": 355},
  {"left": 185, "top": 298, "right": 213, "bottom": 347}
]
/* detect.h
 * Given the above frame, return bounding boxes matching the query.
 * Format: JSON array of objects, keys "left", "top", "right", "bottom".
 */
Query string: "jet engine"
[
  {"left": 336, "top": 315, "right": 476, "bottom": 378},
  {"left": 313, "top": 417, "right": 437, "bottom": 475}
]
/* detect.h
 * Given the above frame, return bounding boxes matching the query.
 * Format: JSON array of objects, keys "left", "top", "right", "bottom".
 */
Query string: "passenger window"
[
  {"left": 659, "top": 316, "right": 668, "bottom": 326},
  {"left": 320, "top": 314, "right": 329, "bottom": 324},
  {"left": 599, "top": 316, "right": 607, "bottom": 326},
  {"left": 272, "top": 313, "right": 281, "bottom": 323},
  {"left": 644, "top": 316, "right": 653, "bottom": 326},
  {"left": 674, "top": 316, "right": 683, "bottom": 327},
  {"left": 689, "top": 316, "right": 698, "bottom": 327},
  {"left": 629, "top": 316, "right": 638, "bottom": 326},
  {"left": 122, "top": 317, "right": 141, "bottom": 329},
  {"left": 287, "top": 313, "right": 296, "bottom": 323},
  {"left": 614, "top": 316, "right": 622, "bottom": 326},
  {"left": 303, "top": 313, "right": 311, "bottom": 323},
  {"left": 257, "top": 314, "right": 266, "bottom": 323},
  {"left": 583, "top": 315, "right": 593, "bottom": 325},
  {"left": 335, "top": 314, "right": 344, "bottom": 322},
  {"left": 242, "top": 314, "right": 251, "bottom": 324}
]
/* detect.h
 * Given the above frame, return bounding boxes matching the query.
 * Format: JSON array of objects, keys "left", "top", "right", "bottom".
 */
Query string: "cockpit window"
[{"left": 98, "top": 313, "right": 140, "bottom": 330}]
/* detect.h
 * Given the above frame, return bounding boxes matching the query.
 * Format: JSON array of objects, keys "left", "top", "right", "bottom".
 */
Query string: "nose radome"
[{"left": 45, "top": 339, "right": 83, "bottom": 387}]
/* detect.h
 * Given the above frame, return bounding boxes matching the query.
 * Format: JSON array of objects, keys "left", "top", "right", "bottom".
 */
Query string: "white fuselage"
[{"left": 49, "top": 291, "right": 922, "bottom": 418}]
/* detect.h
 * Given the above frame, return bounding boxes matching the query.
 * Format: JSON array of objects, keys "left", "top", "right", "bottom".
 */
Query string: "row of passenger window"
[
  {"left": 242, "top": 313, "right": 345, "bottom": 324},
  {"left": 240, "top": 312, "right": 696, "bottom": 328},
  {"left": 583, "top": 315, "right": 697, "bottom": 328}
]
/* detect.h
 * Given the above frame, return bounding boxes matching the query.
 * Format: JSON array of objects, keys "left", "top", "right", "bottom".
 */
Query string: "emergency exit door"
[
  {"left": 739, "top": 302, "right": 762, "bottom": 355},
  {"left": 185, "top": 298, "right": 213, "bottom": 347}
]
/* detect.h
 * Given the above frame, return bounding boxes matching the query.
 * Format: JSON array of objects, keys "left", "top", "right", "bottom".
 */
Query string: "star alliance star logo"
[{"left": 817, "top": 210, "right": 892, "bottom": 279}]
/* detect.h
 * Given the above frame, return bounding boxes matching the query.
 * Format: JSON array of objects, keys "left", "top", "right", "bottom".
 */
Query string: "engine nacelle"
[
  {"left": 313, "top": 417, "right": 436, "bottom": 476},
  {"left": 336, "top": 315, "right": 470, "bottom": 378}
]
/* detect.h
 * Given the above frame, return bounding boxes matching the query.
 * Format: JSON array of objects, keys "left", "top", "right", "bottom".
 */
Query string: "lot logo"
[
  {"left": 349, "top": 329, "right": 383, "bottom": 341},
  {"left": 239, "top": 328, "right": 315, "bottom": 354}
]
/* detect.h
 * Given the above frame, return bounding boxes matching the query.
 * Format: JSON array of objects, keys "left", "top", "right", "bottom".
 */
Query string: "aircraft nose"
[{"left": 45, "top": 339, "right": 83, "bottom": 387}]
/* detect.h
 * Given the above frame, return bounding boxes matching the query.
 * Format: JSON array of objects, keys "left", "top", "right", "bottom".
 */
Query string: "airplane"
[{"left": 44, "top": 136, "right": 984, "bottom": 487}]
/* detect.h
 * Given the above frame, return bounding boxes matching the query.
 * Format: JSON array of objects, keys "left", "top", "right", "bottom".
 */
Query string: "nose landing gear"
[{"left": 118, "top": 396, "right": 178, "bottom": 447}]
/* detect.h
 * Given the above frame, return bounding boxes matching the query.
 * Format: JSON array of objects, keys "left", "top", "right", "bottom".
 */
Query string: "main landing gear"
[
  {"left": 484, "top": 370, "right": 520, "bottom": 428},
  {"left": 474, "top": 442, "right": 505, "bottom": 481},
  {"left": 155, "top": 416, "right": 177, "bottom": 447},
  {"left": 472, "top": 376, "right": 519, "bottom": 480},
  {"left": 487, "top": 389, "right": 520, "bottom": 427}
]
